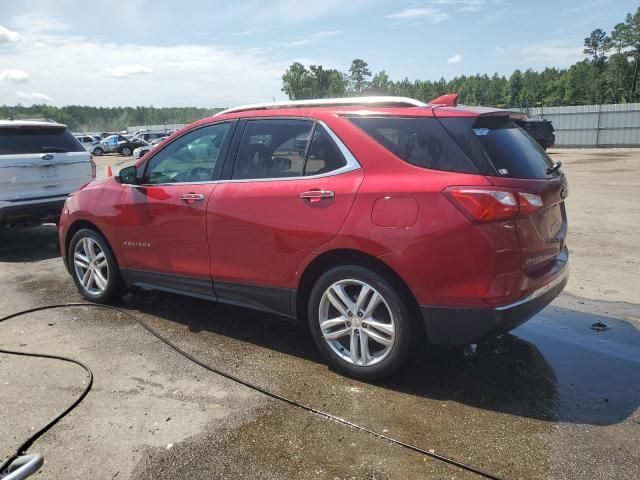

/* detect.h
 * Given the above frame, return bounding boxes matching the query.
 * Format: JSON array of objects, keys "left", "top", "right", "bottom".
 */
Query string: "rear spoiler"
[{"left": 429, "top": 93, "right": 525, "bottom": 120}]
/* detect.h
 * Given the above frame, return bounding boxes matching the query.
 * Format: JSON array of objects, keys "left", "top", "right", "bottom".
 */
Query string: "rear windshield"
[
  {"left": 347, "top": 116, "right": 479, "bottom": 174},
  {"left": 0, "top": 126, "right": 85, "bottom": 155},
  {"left": 438, "top": 116, "right": 559, "bottom": 179}
]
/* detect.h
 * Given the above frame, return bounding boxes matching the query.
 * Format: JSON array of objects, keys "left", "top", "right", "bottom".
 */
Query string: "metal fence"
[{"left": 519, "top": 103, "right": 640, "bottom": 148}]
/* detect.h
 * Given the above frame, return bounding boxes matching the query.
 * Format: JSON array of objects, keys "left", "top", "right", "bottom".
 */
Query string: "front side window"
[
  {"left": 232, "top": 119, "right": 313, "bottom": 180},
  {"left": 144, "top": 123, "right": 230, "bottom": 184}
]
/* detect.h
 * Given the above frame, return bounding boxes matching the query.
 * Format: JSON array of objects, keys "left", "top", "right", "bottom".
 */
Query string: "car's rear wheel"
[
  {"left": 69, "top": 228, "right": 123, "bottom": 303},
  {"left": 93, "top": 147, "right": 104, "bottom": 156},
  {"left": 308, "top": 265, "right": 413, "bottom": 380}
]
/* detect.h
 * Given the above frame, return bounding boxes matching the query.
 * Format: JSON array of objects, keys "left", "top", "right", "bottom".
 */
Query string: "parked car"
[
  {"left": 133, "top": 137, "right": 164, "bottom": 158},
  {"left": 1, "top": 120, "right": 95, "bottom": 228},
  {"left": 516, "top": 118, "right": 555, "bottom": 150},
  {"left": 131, "top": 132, "right": 168, "bottom": 143},
  {"left": 75, "top": 134, "right": 105, "bottom": 156},
  {"left": 58, "top": 95, "right": 568, "bottom": 380},
  {"left": 100, "top": 134, "right": 146, "bottom": 156}
]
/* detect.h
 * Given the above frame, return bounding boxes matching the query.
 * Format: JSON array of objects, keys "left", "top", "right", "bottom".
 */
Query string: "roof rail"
[{"left": 216, "top": 96, "right": 428, "bottom": 116}]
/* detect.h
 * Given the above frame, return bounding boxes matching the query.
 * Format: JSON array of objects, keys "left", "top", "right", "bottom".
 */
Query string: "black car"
[{"left": 516, "top": 118, "right": 555, "bottom": 150}]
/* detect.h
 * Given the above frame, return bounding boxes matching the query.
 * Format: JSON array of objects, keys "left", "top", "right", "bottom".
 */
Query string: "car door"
[
  {"left": 207, "top": 118, "right": 364, "bottom": 315},
  {"left": 114, "top": 121, "right": 234, "bottom": 297}
]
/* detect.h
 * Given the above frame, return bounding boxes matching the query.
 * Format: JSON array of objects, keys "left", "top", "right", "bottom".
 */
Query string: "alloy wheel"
[
  {"left": 318, "top": 279, "right": 396, "bottom": 367},
  {"left": 73, "top": 237, "right": 109, "bottom": 295}
]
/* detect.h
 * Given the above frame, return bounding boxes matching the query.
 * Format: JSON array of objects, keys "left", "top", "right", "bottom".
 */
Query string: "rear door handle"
[
  {"left": 300, "top": 189, "right": 335, "bottom": 203},
  {"left": 179, "top": 193, "right": 205, "bottom": 203}
]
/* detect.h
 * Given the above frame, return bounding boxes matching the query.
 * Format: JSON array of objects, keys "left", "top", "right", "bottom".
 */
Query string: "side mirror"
[{"left": 118, "top": 165, "right": 138, "bottom": 184}]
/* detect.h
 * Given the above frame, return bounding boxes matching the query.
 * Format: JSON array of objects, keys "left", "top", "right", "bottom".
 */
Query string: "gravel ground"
[{"left": 0, "top": 148, "right": 638, "bottom": 479}]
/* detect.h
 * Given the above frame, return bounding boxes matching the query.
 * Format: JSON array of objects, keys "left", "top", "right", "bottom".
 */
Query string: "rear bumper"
[
  {"left": 0, "top": 197, "right": 67, "bottom": 226},
  {"left": 421, "top": 262, "right": 568, "bottom": 346}
]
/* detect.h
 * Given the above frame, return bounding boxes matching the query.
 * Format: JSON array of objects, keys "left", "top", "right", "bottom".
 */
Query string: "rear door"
[
  {"left": 438, "top": 114, "right": 567, "bottom": 272},
  {"left": 0, "top": 124, "right": 91, "bottom": 202},
  {"left": 207, "top": 118, "right": 363, "bottom": 313}
]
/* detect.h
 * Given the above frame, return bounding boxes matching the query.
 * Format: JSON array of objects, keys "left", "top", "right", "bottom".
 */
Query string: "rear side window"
[
  {"left": 233, "top": 119, "right": 313, "bottom": 180},
  {"left": 347, "top": 116, "right": 478, "bottom": 174},
  {"left": 0, "top": 127, "right": 84, "bottom": 155},
  {"left": 439, "top": 117, "right": 559, "bottom": 179}
]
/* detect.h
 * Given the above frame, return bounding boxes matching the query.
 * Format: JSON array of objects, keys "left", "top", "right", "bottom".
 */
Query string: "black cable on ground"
[{"left": 0, "top": 303, "right": 503, "bottom": 480}]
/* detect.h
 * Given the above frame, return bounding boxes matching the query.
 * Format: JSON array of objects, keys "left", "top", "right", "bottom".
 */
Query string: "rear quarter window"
[
  {"left": 347, "top": 116, "right": 479, "bottom": 174},
  {"left": 0, "top": 126, "right": 85, "bottom": 155}
]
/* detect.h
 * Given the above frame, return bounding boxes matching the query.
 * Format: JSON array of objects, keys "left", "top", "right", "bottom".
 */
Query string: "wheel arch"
[
  {"left": 295, "top": 249, "right": 425, "bottom": 339},
  {"left": 64, "top": 219, "right": 114, "bottom": 264}
]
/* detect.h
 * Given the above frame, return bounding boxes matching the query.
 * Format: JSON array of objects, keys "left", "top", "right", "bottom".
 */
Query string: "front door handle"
[
  {"left": 300, "top": 189, "right": 335, "bottom": 203},
  {"left": 179, "top": 193, "right": 205, "bottom": 204}
]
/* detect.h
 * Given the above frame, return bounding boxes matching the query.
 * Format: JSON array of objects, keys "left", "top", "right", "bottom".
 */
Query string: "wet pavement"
[{"left": 1, "top": 225, "right": 639, "bottom": 479}]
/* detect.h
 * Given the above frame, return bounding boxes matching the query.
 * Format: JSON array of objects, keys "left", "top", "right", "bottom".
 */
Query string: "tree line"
[
  {"left": 281, "top": 7, "right": 640, "bottom": 108},
  {"left": 0, "top": 105, "right": 223, "bottom": 133}
]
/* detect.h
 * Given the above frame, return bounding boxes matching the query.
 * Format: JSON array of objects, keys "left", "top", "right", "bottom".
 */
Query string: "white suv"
[{"left": 0, "top": 120, "right": 95, "bottom": 228}]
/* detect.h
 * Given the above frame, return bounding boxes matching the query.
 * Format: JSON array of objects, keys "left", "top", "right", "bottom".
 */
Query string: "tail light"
[
  {"left": 444, "top": 186, "right": 543, "bottom": 223},
  {"left": 90, "top": 156, "right": 97, "bottom": 179}
]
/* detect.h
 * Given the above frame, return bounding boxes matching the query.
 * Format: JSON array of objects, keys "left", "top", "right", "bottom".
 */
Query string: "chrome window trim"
[{"left": 128, "top": 120, "right": 360, "bottom": 187}]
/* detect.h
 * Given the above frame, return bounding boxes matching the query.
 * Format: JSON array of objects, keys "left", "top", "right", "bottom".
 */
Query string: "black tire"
[
  {"left": 308, "top": 265, "right": 413, "bottom": 380},
  {"left": 120, "top": 146, "right": 132, "bottom": 156},
  {"left": 93, "top": 147, "right": 104, "bottom": 156},
  {"left": 68, "top": 228, "right": 124, "bottom": 303}
]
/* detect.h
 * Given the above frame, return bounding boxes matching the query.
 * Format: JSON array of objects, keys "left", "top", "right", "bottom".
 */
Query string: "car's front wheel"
[
  {"left": 93, "top": 147, "right": 104, "bottom": 156},
  {"left": 68, "top": 228, "right": 123, "bottom": 303},
  {"left": 308, "top": 265, "right": 413, "bottom": 380},
  {"left": 120, "top": 146, "right": 132, "bottom": 156}
]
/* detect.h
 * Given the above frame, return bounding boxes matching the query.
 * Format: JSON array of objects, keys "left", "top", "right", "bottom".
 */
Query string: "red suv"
[{"left": 59, "top": 95, "right": 568, "bottom": 379}]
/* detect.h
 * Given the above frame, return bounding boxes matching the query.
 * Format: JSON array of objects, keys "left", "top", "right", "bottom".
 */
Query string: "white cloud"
[
  {"left": 0, "top": 69, "right": 29, "bottom": 83},
  {"left": 0, "top": 29, "right": 287, "bottom": 107},
  {"left": 278, "top": 30, "right": 343, "bottom": 48},
  {"left": 447, "top": 53, "right": 462, "bottom": 63},
  {"left": 0, "top": 25, "right": 20, "bottom": 43},
  {"left": 385, "top": 7, "right": 450, "bottom": 23},
  {"left": 237, "top": 0, "right": 375, "bottom": 23},
  {"left": 16, "top": 91, "right": 53, "bottom": 103},
  {"left": 495, "top": 46, "right": 504, "bottom": 54},
  {"left": 429, "top": 0, "right": 486, "bottom": 12},
  {"left": 102, "top": 64, "right": 154, "bottom": 78},
  {"left": 520, "top": 43, "right": 583, "bottom": 67},
  {"left": 11, "top": 12, "right": 70, "bottom": 33}
]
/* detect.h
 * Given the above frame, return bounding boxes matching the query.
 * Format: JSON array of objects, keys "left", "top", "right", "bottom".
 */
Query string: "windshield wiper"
[
  {"left": 546, "top": 160, "right": 562, "bottom": 175},
  {"left": 41, "top": 146, "right": 68, "bottom": 153}
]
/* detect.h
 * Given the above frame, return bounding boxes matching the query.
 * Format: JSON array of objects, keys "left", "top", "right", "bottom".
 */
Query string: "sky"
[{"left": 0, "top": 0, "right": 637, "bottom": 108}]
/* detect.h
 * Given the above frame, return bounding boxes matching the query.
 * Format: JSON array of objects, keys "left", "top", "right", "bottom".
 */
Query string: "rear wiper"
[
  {"left": 546, "top": 161, "right": 562, "bottom": 175},
  {"left": 41, "top": 146, "right": 67, "bottom": 153}
]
